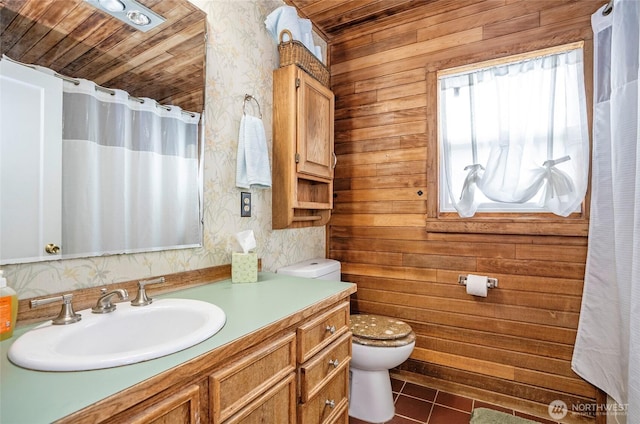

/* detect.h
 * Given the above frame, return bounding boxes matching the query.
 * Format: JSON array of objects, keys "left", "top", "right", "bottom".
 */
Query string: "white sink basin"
[{"left": 8, "top": 298, "right": 226, "bottom": 371}]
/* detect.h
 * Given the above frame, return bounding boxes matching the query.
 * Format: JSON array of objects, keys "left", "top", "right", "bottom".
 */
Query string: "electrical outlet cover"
[{"left": 241, "top": 192, "right": 251, "bottom": 217}]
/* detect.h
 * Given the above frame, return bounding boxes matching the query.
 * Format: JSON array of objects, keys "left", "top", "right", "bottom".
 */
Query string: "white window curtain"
[
  {"left": 439, "top": 48, "right": 590, "bottom": 217},
  {"left": 61, "top": 79, "right": 202, "bottom": 256},
  {"left": 572, "top": 0, "right": 640, "bottom": 420}
]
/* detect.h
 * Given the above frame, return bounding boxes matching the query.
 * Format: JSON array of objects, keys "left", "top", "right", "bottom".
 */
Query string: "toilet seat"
[{"left": 350, "top": 314, "right": 416, "bottom": 347}]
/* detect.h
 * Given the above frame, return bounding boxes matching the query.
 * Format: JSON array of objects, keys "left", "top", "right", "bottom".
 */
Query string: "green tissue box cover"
[{"left": 232, "top": 252, "right": 258, "bottom": 283}]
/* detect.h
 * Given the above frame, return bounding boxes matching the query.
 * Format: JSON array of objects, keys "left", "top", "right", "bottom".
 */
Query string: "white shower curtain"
[
  {"left": 572, "top": 1, "right": 640, "bottom": 421},
  {"left": 61, "top": 79, "right": 202, "bottom": 256}
]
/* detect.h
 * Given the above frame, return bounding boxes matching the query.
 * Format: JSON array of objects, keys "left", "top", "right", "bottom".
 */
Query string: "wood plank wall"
[{"left": 327, "top": 1, "right": 603, "bottom": 422}]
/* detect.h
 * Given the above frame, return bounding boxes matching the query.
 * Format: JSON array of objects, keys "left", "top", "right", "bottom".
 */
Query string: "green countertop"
[{"left": 0, "top": 272, "right": 355, "bottom": 424}]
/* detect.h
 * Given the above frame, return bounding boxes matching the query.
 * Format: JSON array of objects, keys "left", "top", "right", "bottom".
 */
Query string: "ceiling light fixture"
[
  {"left": 84, "top": 0, "right": 165, "bottom": 32},
  {"left": 126, "top": 10, "right": 151, "bottom": 26},
  {"left": 97, "top": 0, "right": 125, "bottom": 12}
]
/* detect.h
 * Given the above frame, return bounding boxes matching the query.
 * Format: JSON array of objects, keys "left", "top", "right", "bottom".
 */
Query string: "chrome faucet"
[
  {"left": 131, "top": 277, "right": 165, "bottom": 307},
  {"left": 30, "top": 293, "right": 81, "bottom": 325},
  {"left": 92, "top": 288, "right": 129, "bottom": 314}
]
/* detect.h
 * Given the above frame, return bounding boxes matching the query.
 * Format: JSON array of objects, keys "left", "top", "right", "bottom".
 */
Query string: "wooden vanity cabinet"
[
  {"left": 296, "top": 302, "right": 351, "bottom": 424},
  {"left": 272, "top": 64, "right": 335, "bottom": 229},
  {"left": 210, "top": 302, "right": 352, "bottom": 424},
  {"left": 57, "top": 297, "right": 352, "bottom": 424}
]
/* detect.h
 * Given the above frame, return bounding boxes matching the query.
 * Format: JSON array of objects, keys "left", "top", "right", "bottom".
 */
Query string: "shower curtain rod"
[{"left": 1, "top": 55, "right": 197, "bottom": 118}]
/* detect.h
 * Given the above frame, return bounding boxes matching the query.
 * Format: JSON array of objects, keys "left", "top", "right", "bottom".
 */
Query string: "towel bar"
[
  {"left": 458, "top": 275, "right": 498, "bottom": 289},
  {"left": 243, "top": 94, "right": 262, "bottom": 118}
]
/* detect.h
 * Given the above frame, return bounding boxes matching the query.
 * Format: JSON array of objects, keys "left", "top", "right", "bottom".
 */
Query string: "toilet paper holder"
[{"left": 458, "top": 275, "right": 498, "bottom": 289}]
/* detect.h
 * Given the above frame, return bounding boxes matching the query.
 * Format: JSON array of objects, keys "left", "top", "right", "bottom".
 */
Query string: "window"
[{"left": 438, "top": 43, "right": 589, "bottom": 219}]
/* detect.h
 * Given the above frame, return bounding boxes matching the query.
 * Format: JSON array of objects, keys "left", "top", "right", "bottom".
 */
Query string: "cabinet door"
[
  {"left": 296, "top": 71, "right": 334, "bottom": 180},
  {"left": 223, "top": 373, "right": 296, "bottom": 424},
  {"left": 210, "top": 333, "right": 296, "bottom": 423},
  {"left": 125, "top": 384, "right": 201, "bottom": 424}
]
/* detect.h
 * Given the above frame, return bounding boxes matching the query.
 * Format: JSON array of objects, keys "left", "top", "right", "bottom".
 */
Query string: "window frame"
[{"left": 426, "top": 41, "right": 591, "bottom": 236}]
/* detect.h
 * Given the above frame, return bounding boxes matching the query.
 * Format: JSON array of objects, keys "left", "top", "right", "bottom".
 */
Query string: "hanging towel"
[{"left": 236, "top": 115, "right": 271, "bottom": 189}]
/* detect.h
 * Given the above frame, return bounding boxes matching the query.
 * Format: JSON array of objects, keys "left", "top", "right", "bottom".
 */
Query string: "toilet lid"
[{"left": 350, "top": 314, "right": 413, "bottom": 340}]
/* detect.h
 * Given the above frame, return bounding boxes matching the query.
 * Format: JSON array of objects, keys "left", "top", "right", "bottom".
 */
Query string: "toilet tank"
[{"left": 277, "top": 258, "right": 341, "bottom": 281}]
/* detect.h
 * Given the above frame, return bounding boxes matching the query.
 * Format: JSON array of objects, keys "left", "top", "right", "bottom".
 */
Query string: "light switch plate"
[{"left": 241, "top": 192, "right": 251, "bottom": 217}]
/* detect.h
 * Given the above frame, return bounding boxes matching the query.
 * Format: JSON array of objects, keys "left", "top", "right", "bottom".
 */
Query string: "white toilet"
[
  {"left": 349, "top": 314, "right": 415, "bottom": 423},
  {"left": 277, "top": 258, "right": 416, "bottom": 424},
  {"left": 277, "top": 258, "right": 341, "bottom": 281}
]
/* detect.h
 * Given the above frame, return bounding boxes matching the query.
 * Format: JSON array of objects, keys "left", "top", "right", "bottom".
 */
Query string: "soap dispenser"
[{"left": 0, "top": 270, "right": 18, "bottom": 340}]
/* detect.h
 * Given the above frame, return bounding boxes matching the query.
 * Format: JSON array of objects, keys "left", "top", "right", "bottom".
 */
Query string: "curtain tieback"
[
  {"left": 463, "top": 163, "right": 485, "bottom": 171},
  {"left": 541, "top": 156, "right": 575, "bottom": 197},
  {"left": 460, "top": 164, "right": 485, "bottom": 200},
  {"left": 542, "top": 155, "right": 571, "bottom": 168}
]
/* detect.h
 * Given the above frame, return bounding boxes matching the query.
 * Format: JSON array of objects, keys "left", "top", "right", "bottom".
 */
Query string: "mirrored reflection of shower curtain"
[
  {"left": 572, "top": 0, "right": 640, "bottom": 419},
  {"left": 61, "top": 79, "right": 202, "bottom": 256}
]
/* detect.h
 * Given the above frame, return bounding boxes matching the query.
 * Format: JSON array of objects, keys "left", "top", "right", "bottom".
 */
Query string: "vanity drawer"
[
  {"left": 326, "top": 403, "right": 349, "bottom": 424},
  {"left": 297, "top": 302, "right": 349, "bottom": 363},
  {"left": 299, "top": 332, "right": 351, "bottom": 402},
  {"left": 298, "top": 366, "right": 349, "bottom": 424},
  {"left": 223, "top": 373, "right": 296, "bottom": 424},
  {"left": 210, "top": 333, "right": 296, "bottom": 423}
]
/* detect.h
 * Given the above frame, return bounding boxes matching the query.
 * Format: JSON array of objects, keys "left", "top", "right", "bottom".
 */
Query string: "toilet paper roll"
[{"left": 466, "top": 274, "right": 488, "bottom": 297}]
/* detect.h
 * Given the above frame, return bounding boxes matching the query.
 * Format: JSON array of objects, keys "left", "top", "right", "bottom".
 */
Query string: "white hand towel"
[
  {"left": 265, "top": 6, "right": 302, "bottom": 44},
  {"left": 236, "top": 115, "right": 271, "bottom": 189},
  {"left": 299, "top": 18, "right": 316, "bottom": 53},
  {"left": 314, "top": 45, "right": 323, "bottom": 62}
]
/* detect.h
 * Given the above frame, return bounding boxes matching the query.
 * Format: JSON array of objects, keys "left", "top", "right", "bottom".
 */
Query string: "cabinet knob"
[
  {"left": 325, "top": 399, "right": 335, "bottom": 409},
  {"left": 325, "top": 325, "right": 336, "bottom": 334},
  {"left": 45, "top": 243, "right": 60, "bottom": 254},
  {"left": 328, "top": 359, "right": 339, "bottom": 368}
]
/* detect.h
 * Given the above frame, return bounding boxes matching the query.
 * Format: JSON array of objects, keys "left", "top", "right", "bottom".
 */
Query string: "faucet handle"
[
  {"left": 131, "top": 277, "right": 165, "bottom": 307},
  {"left": 30, "top": 293, "right": 82, "bottom": 325}
]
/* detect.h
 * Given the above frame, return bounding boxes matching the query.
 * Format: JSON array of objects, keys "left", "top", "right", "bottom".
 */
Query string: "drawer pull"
[
  {"left": 325, "top": 399, "right": 335, "bottom": 409},
  {"left": 328, "top": 358, "right": 339, "bottom": 368},
  {"left": 325, "top": 325, "right": 336, "bottom": 334}
]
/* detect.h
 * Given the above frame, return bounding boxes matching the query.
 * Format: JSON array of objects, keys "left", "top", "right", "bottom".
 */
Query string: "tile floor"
[{"left": 348, "top": 378, "right": 560, "bottom": 424}]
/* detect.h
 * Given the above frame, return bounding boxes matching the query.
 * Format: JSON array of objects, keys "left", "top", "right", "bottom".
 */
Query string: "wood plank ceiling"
[
  {"left": 286, "top": 0, "right": 432, "bottom": 40},
  {"left": 0, "top": 0, "right": 206, "bottom": 112}
]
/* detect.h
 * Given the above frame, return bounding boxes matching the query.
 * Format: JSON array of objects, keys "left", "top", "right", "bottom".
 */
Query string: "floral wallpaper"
[{"left": 3, "top": 0, "right": 327, "bottom": 299}]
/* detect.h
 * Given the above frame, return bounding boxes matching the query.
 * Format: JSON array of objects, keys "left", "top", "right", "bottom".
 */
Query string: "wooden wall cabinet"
[{"left": 272, "top": 65, "right": 335, "bottom": 229}]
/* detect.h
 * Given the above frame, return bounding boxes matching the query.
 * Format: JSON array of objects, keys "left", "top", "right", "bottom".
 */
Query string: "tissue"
[
  {"left": 232, "top": 230, "right": 258, "bottom": 283},
  {"left": 236, "top": 230, "right": 256, "bottom": 253}
]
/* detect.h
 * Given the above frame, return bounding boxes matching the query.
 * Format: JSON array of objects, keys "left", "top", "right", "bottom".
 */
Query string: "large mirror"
[{"left": 0, "top": 0, "right": 207, "bottom": 264}]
